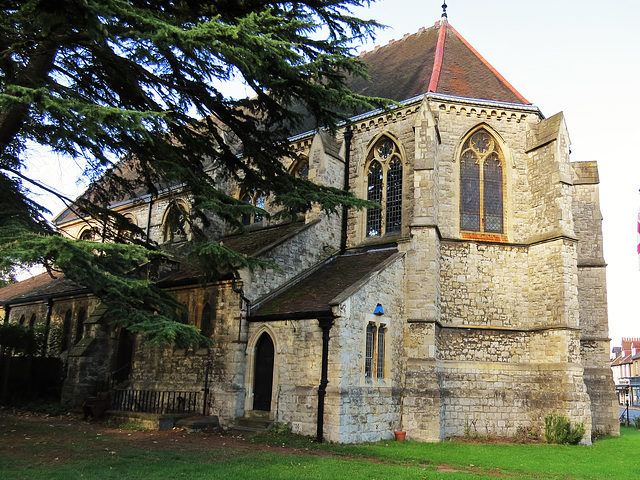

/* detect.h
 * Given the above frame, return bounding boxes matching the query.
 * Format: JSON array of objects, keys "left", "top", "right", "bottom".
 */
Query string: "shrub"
[
  {"left": 634, "top": 417, "right": 640, "bottom": 430},
  {"left": 544, "top": 414, "right": 585, "bottom": 445}
]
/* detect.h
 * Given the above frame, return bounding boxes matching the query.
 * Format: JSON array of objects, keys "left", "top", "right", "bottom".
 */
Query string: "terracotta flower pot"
[{"left": 394, "top": 430, "right": 406, "bottom": 441}]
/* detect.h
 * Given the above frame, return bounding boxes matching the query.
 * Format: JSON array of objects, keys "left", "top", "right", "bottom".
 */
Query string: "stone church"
[{"left": 0, "top": 12, "right": 619, "bottom": 442}]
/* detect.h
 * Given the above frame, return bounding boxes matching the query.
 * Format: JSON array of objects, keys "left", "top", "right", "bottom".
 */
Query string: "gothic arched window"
[
  {"left": 163, "top": 202, "right": 189, "bottom": 243},
  {"left": 291, "top": 157, "right": 309, "bottom": 180},
  {"left": 460, "top": 129, "right": 504, "bottom": 234},
  {"left": 365, "top": 137, "right": 403, "bottom": 237},
  {"left": 79, "top": 227, "right": 99, "bottom": 241},
  {"left": 241, "top": 192, "right": 265, "bottom": 226}
]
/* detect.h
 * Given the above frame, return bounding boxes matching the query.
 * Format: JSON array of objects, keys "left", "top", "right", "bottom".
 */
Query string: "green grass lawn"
[{"left": 1, "top": 412, "right": 637, "bottom": 480}]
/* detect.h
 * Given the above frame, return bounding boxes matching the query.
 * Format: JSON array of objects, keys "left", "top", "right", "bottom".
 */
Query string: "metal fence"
[{"left": 112, "top": 389, "right": 200, "bottom": 414}]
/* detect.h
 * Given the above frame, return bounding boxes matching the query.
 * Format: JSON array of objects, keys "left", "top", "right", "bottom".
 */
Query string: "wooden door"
[{"left": 253, "top": 333, "right": 274, "bottom": 411}]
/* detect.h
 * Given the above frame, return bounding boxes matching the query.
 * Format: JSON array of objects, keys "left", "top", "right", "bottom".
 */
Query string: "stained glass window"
[
  {"left": 386, "top": 158, "right": 403, "bottom": 233},
  {"left": 367, "top": 161, "right": 383, "bottom": 237},
  {"left": 459, "top": 129, "right": 504, "bottom": 234},
  {"left": 483, "top": 153, "right": 503, "bottom": 233},
  {"left": 365, "top": 137, "right": 403, "bottom": 237}
]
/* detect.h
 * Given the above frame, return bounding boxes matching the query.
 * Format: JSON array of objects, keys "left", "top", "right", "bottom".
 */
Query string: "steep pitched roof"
[{"left": 349, "top": 19, "right": 530, "bottom": 105}]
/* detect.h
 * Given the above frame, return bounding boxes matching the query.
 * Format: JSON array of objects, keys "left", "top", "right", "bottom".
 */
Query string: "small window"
[
  {"left": 18, "top": 315, "right": 25, "bottom": 326},
  {"left": 365, "top": 322, "right": 387, "bottom": 380},
  {"left": 376, "top": 327, "right": 386, "bottom": 379},
  {"left": 75, "top": 308, "right": 86, "bottom": 344},
  {"left": 241, "top": 192, "right": 265, "bottom": 226},
  {"left": 365, "top": 137, "right": 403, "bottom": 238},
  {"left": 365, "top": 324, "right": 376, "bottom": 378},
  {"left": 28, "top": 314, "right": 36, "bottom": 330},
  {"left": 291, "top": 157, "right": 309, "bottom": 180}
]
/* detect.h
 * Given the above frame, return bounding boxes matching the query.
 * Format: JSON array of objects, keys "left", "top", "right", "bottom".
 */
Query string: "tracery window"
[
  {"left": 163, "top": 202, "right": 189, "bottom": 243},
  {"left": 241, "top": 192, "right": 265, "bottom": 226},
  {"left": 460, "top": 129, "right": 504, "bottom": 234},
  {"left": 365, "top": 137, "right": 403, "bottom": 237}
]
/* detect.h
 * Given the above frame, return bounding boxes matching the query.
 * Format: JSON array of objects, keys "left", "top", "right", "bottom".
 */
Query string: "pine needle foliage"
[{"left": 0, "top": 0, "right": 386, "bottom": 346}]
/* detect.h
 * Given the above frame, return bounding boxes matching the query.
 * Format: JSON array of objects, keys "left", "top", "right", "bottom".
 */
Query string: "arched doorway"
[
  {"left": 114, "top": 328, "right": 134, "bottom": 383},
  {"left": 253, "top": 333, "right": 274, "bottom": 412}
]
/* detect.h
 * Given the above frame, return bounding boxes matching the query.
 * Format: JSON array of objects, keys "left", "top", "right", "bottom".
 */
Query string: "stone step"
[
  {"left": 226, "top": 424, "right": 271, "bottom": 438},
  {"left": 234, "top": 416, "right": 272, "bottom": 429},
  {"left": 174, "top": 415, "right": 220, "bottom": 432}
]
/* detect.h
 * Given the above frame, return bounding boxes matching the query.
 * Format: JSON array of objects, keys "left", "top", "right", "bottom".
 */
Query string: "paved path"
[{"left": 620, "top": 407, "right": 640, "bottom": 423}]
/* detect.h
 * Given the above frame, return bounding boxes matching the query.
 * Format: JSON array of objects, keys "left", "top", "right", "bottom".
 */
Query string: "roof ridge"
[
  {"left": 447, "top": 23, "right": 530, "bottom": 105},
  {"left": 427, "top": 19, "right": 447, "bottom": 93}
]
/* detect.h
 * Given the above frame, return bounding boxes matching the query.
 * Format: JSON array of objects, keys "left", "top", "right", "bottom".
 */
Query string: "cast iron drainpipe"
[
  {"left": 316, "top": 315, "right": 335, "bottom": 442},
  {"left": 339, "top": 126, "right": 353, "bottom": 255}
]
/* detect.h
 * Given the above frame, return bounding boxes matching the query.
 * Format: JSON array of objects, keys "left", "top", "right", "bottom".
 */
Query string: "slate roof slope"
[
  {"left": 252, "top": 248, "right": 400, "bottom": 319},
  {"left": 0, "top": 272, "right": 86, "bottom": 305},
  {"left": 349, "top": 20, "right": 529, "bottom": 105}
]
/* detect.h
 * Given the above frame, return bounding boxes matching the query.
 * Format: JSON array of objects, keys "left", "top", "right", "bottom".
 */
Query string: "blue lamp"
[{"left": 373, "top": 303, "right": 384, "bottom": 316}]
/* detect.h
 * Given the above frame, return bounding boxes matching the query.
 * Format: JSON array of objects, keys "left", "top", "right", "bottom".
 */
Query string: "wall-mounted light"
[{"left": 374, "top": 303, "right": 384, "bottom": 316}]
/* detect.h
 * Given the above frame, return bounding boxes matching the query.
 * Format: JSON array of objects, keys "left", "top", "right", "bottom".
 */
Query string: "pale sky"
[{"left": 23, "top": 0, "right": 640, "bottom": 348}]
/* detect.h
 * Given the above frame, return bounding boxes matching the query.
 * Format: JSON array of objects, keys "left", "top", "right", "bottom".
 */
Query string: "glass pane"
[
  {"left": 366, "top": 161, "right": 383, "bottom": 237},
  {"left": 483, "top": 154, "right": 503, "bottom": 233},
  {"left": 365, "top": 324, "right": 376, "bottom": 378},
  {"left": 254, "top": 195, "right": 265, "bottom": 223},
  {"left": 460, "top": 151, "right": 480, "bottom": 231},
  {"left": 378, "top": 141, "right": 394, "bottom": 159},
  {"left": 385, "top": 158, "right": 402, "bottom": 233},
  {"left": 376, "top": 328, "right": 385, "bottom": 379}
]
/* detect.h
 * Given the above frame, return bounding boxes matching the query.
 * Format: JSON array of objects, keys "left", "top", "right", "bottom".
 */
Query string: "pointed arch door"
[{"left": 253, "top": 333, "right": 275, "bottom": 411}]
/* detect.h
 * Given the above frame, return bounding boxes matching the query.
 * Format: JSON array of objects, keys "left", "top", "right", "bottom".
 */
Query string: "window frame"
[
  {"left": 364, "top": 320, "right": 387, "bottom": 382},
  {"left": 458, "top": 128, "right": 507, "bottom": 240},
  {"left": 240, "top": 191, "right": 266, "bottom": 227},
  {"left": 363, "top": 136, "right": 404, "bottom": 239},
  {"left": 162, "top": 201, "right": 190, "bottom": 244}
]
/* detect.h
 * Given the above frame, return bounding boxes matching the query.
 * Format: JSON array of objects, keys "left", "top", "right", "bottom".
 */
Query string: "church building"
[{"left": 0, "top": 10, "right": 619, "bottom": 442}]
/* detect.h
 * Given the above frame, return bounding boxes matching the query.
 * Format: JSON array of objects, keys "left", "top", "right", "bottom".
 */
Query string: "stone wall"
[
  {"left": 130, "top": 281, "right": 247, "bottom": 424},
  {"left": 437, "top": 327, "right": 592, "bottom": 440},
  {"left": 324, "top": 253, "right": 405, "bottom": 443}
]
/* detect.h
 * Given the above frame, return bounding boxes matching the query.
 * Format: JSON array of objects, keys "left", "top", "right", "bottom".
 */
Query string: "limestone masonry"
[{"left": 0, "top": 14, "right": 618, "bottom": 443}]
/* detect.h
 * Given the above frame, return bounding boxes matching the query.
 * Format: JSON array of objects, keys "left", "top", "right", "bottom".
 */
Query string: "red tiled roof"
[
  {"left": 252, "top": 248, "right": 399, "bottom": 318},
  {"left": 349, "top": 20, "right": 529, "bottom": 105}
]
